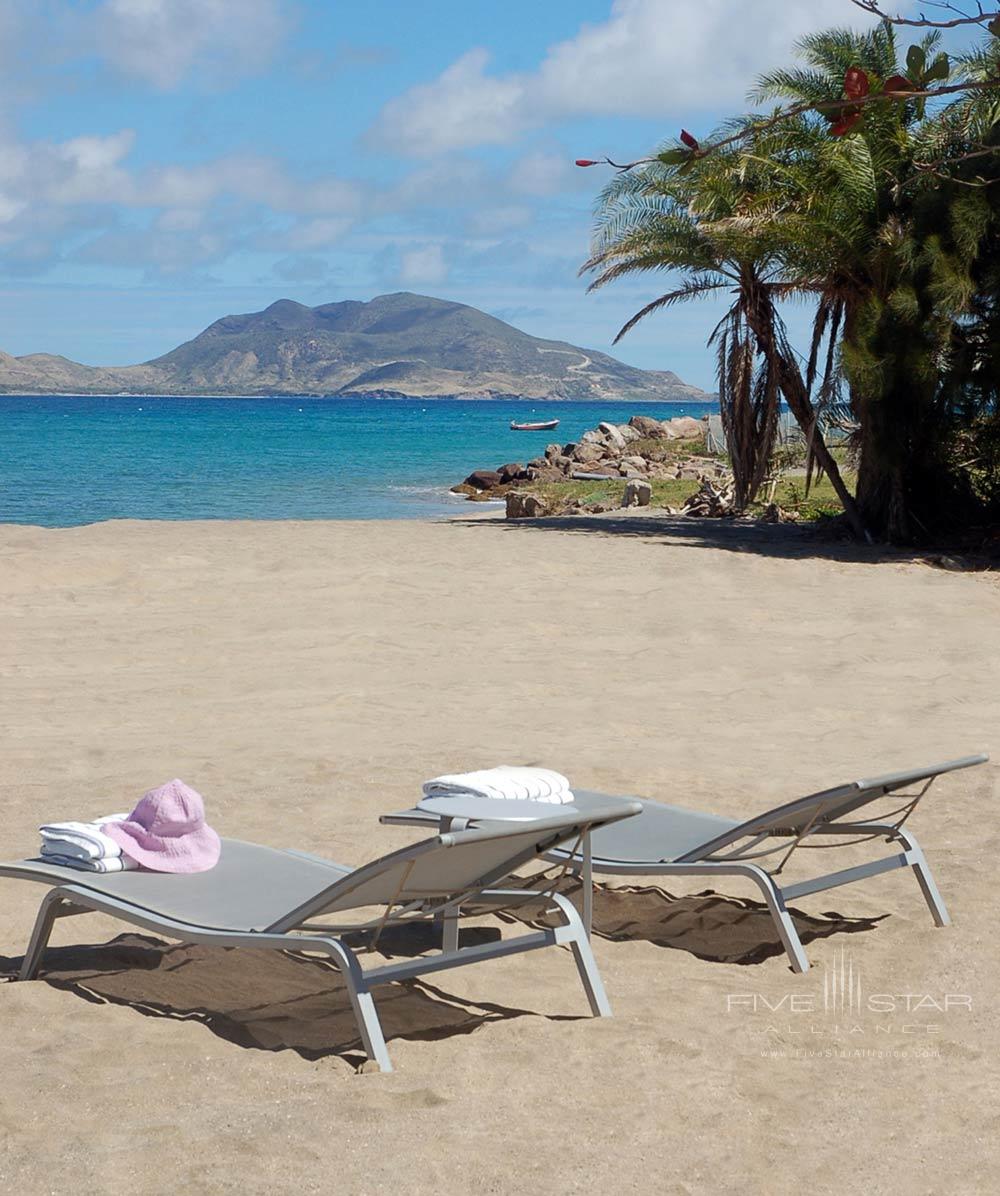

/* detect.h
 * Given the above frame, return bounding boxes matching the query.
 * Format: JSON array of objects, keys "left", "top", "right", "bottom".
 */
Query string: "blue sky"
[{"left": 0, "top": 0, "right": 977, "bottom": 389}]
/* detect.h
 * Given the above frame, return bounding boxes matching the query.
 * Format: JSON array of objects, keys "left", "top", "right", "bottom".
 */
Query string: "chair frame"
[
  {"left": 382, "top": 755, "right": 988, "bottom": 974},
  {"left": 2, "top": 803, "right": 640, "bottom": 1073}
]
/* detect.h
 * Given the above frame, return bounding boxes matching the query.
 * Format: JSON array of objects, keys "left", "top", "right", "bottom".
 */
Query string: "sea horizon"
[{"left": 0, "top": 393, "right": 718, "bottom": 527}]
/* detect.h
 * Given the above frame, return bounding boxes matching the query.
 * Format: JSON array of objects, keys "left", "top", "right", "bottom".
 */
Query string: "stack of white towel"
[
  {"left": 39, "top": 814, "right": 138, "bottom": 873},
  {"left": 422, "top": 766, "right": 575, "bottom": 805}
]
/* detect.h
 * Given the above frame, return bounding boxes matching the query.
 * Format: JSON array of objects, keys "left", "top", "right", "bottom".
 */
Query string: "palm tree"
[
  {"left": 581, "top": 139, "right": 864, "bottom": 532},
  {"left": 585, "top": 21, "right": 993, "bottom": 542},
  {"left": 750, "top": 23, "right": 987, "bottom": 540}
]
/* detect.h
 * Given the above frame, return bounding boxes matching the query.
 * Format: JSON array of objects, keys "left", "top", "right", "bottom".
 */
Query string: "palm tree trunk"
[{"left": 743, "top": 304, "right": 871, "bottom": 542}]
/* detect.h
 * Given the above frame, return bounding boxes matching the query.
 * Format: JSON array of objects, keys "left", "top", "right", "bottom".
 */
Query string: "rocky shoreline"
[{"left": 452, "top": 413, "right": 729, "bottom": 516}]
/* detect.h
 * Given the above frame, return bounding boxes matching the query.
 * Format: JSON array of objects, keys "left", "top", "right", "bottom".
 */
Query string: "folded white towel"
[
  {"left": 41, "top": 840, "right": 115, "bottom": 863},
  {"left": 39, "top": 853, "right": 138, "bottom": 873},
  {"left": 422, "top": 766, "right": 574, "bottom": 805},
  {"left": 38, "top": 815, "right": 128, "bottom": 860}
]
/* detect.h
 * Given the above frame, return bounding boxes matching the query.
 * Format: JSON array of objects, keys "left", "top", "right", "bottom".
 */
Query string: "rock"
[
  {"left": 497, "top": 461, "right": 526, "bottom": 484},
  {"left": 553, "top": 454, "right": 572, "bottom": 472},
  {"left": 544, "top": 443, "right": 562, "bottom": 461},
  {"left": 667, "top": 416, "right": 704, "bottom": 439},
  {"left": 628, "top": 415, "right": 669, "bottom": 438},
  {"left": 505, "top": 492, "right": 549, "bottom": 519},
  {"left": 580, "top": 429, "right": 605, "bottom": 445},
  {"left": 571, "top": 442, "right": 605, "bottom": 464},
  {"left": 617, "top": 423, "right": 641, "bottom": 443},
  {"left": 598, "top": 421, "right": 628, "bottom": 451},
  {"left": 622, "top": 479, "right": 652, "bottom": 508},
  {"left": 463, "top": 469, "right": 502, "bottom": 491},
  {"left": 620, "top": 454, "right": 648, "bottom": 474}
]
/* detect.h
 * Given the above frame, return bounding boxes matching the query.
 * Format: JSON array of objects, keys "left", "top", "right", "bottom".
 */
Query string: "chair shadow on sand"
[
  {"left": 0, "top": 926, "right": 530, "bottom": 1071},
  {"left": 504, "top": 875, "right": 886, "bottom": 967},
  {"left": 0, "top": 886, "right": 884, "bottom": 1067}
]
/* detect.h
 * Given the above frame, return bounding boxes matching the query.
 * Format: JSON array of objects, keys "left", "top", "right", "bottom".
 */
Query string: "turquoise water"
[{"left": 0, "top": 395, "right": 717, "bottom": 526}]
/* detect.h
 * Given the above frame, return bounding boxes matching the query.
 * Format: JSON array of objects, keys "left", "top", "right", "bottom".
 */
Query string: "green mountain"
[{"left": 0, "top": 292, "right": 708, "bottom": 400}]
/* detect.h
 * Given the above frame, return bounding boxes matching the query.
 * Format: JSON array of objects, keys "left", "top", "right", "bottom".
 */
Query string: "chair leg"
[
  {"left": 19, "top": 891, "right": 67, "bottom": 981},
  {"left": 549, "top": 893, "right": 612, "bottom": 1017},
  {"left": 895, "top": 829, "right": 950, "bottom": 927},
  {"left": 442, "top": 907, "right": 460, "bottom": 954},
  {"left": 317, "top": 938, "right": 393, "bottom": 1073},
  {"left": 738, "top": 867, "right": 810, "bottom": 975}
]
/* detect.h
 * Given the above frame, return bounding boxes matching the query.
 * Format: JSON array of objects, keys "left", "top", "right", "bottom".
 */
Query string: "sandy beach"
[{"left": 1, "top": 515, "right": 998, "bottom": 1194}]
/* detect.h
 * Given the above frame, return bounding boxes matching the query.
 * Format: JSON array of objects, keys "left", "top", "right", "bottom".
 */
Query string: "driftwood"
[{"left": 681, "top": 474, "right": 737, "bottom": 517}]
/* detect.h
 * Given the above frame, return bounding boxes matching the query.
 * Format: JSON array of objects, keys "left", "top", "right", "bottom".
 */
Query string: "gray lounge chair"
[
  {"left": 0, "top": 801, "right": 639, "bottom": 1072},
  {"left": 382, "top": 754, "right": 988, "bottom": 974}
]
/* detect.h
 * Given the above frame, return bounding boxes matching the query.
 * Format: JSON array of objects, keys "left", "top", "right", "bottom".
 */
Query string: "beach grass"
[{"left": 524, "top": 471, "right": 854, "bottom": 518}]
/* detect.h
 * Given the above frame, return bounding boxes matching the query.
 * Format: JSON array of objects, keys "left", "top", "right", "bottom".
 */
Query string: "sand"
[{"left": 0, "top": 514, "right": 997, "bottom": 1194}]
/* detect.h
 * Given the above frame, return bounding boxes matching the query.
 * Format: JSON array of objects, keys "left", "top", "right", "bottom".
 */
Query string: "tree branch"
[
  {"left": 595, "top": 79, "right": 1000, "bottom": 173},
  {"left": 850, "top": 0, "right": 1000, "bottom": 28}
]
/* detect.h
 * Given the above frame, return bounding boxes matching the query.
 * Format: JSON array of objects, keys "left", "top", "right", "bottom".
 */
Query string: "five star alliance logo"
[
  {"left": 725, "top": 947, "right": 972, "bottom": 1021},
  {"left": 823, "top": 948, "right": 863, "bottom": 1015}
]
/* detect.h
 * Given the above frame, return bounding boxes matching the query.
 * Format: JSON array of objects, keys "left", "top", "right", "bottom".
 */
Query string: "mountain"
[{"left": 0, "top": 292, "right": 708, "bottom": 400}]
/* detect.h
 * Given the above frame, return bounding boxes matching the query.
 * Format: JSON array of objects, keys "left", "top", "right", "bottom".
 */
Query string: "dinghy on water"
[{"left": 510, "top": 419, "right": 559, "bottom": 431}]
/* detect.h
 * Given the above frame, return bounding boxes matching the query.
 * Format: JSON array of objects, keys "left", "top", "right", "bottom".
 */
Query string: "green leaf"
[
  {"left": 924, "top": 53, "right": 950, "bottom": 84},
  {"left": 906, "top": 44, "right": 926, "bottom": 78},
  {"left": 657, "top": 148, "right": 690, "bottom": 166},
  {"left": 677, "top": 155, "right": 698, "bottom": 176}
]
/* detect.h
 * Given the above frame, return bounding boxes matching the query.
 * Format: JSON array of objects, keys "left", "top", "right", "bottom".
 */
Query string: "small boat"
[{"left": 510, "top": 418, "right": 559, "bottom": 431}]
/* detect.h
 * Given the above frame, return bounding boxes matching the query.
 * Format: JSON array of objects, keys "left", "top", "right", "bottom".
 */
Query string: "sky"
[{"left": 0, "top": 0, "right": 976, "bottom": 389}]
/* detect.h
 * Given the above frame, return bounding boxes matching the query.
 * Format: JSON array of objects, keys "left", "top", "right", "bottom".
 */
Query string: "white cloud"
[
  {"left": 399, "top": 244, "right": 448, "bottom": 285},
  {"left": 91, "top": 0, "right": 293, "bottom": 89},
  {"left": 371, "top": 0, "right": 884, "bottom": 156},
  {"left": 464, "top": 205, "right": 533, "bottom": 236},
  {"left": 508, "top": 150, "right": 580, "bottom": 197}
]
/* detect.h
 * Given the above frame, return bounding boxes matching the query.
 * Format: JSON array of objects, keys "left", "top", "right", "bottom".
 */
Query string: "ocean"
[{"left": 0, "top": 394, "right": 718, "bottom": 526}]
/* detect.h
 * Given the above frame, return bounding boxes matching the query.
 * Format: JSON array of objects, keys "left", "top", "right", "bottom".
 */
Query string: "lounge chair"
[
  {"left": 382, "top": 754, "right": 988, "bottom": 974},
  {"left": 0, "top": 801, "right": 639, "bottom": 1072}
]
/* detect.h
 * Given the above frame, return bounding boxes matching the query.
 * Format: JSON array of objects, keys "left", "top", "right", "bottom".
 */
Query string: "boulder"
[
  {"left": 598, "top": 421, "right": 628, "bottom": 451},
  {"left": 505, "top": 492, "right": 549, "bottom": 519},
  {"left": 667, "top": 416, "right": 704, "bottom": 439},
  {"left": 622, "top": 480, "right": 652, "bottom": 508},
  {"left": 463, "top": 469, "right": 502, "bottom": 491},
  {"left": 571, "top": 441, "right": 605, "bottom": 464},
  {"left": 544, "top": 443, "right": 563, "bottom": 461},
  {"left": 616, "top": 423, "right": 641, "bottom": 443},
  {"left": 497, "top": 461, "right": 526, "bottom": 484},
  {"left": 628, "top": 415, "right": 668, "bottom": 438},
  {"left": 580, "top": 429, "right": 605, "bottom": 445},
  {"left": 620, "top": 454, "right": 648, "bottom": 474}
]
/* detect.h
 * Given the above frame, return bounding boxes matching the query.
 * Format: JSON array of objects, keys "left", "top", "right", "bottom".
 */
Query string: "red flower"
[
  {"left": 830, "top": 111, "right": 862, "bottom": 137},
  {"left": 844, "top": 66, "right": 870, "bottom": 100},
  {"left": 575, "top": 158, "right": 600, "bottom": 167},
  {"left": 882, "top": 74, "right": 913, "bottom": 94},
  {"left": 679, "top": 129, "right": 700, "bottom": 150}
]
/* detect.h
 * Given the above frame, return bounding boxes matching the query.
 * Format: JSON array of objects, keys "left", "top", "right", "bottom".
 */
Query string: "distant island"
[{"left": 0, "top": 292, "right": 709, "bottom": 401}]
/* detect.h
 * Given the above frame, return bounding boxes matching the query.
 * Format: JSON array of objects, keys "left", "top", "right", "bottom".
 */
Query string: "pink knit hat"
[{"left": 102, "top": 779, "right": 221, "bottom": 874}]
